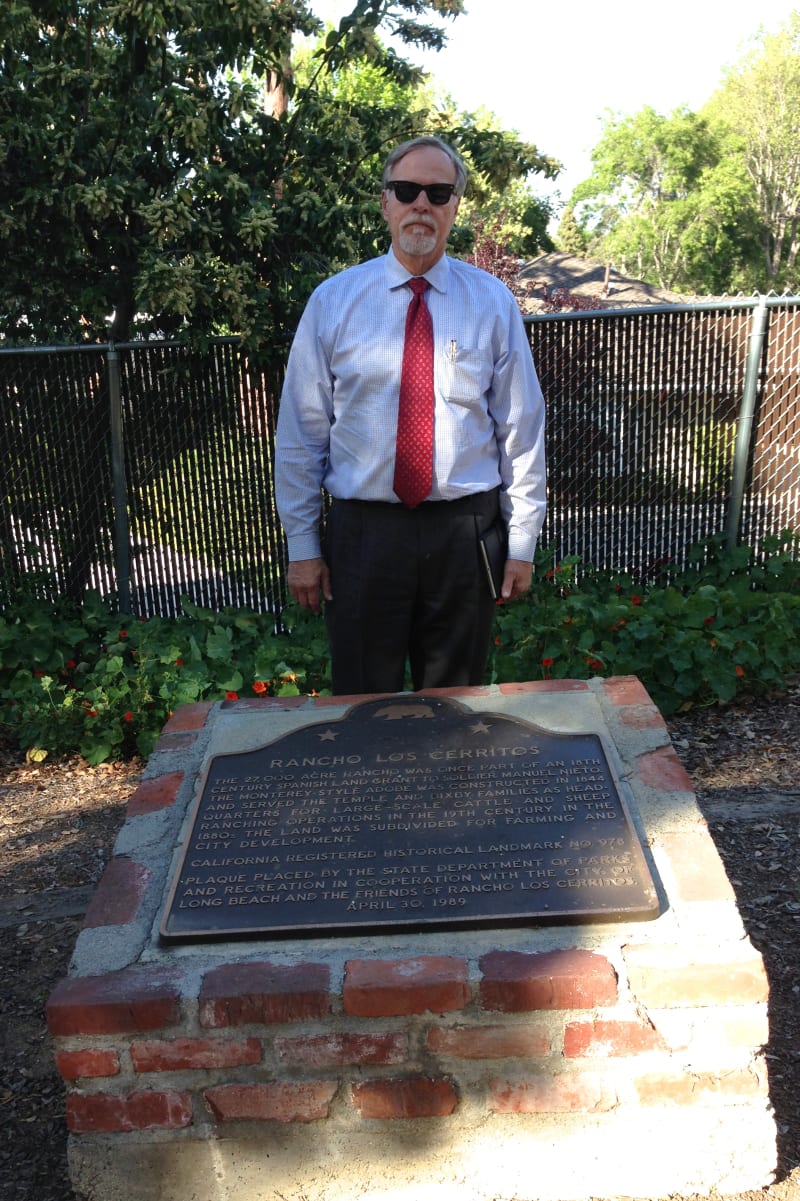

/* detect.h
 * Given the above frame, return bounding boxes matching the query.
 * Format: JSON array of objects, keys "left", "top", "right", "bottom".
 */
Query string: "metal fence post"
[
  {"left": 108, "top": 341, "right": 132, "bottom": 613},
  {"left": 725, "top": 296, "right": 769, "bottom": 550}
]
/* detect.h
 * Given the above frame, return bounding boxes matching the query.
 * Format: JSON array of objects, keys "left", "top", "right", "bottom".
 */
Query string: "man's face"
[{"left": 381, "top": 145, "right": 461, "bottom": 274}]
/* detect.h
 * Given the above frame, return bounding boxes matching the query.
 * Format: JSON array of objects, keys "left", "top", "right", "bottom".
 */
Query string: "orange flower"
[
  {"left": 225, "top": 690, "right": 239, "bottom": 701},
  {"left": 735, "top": 665, "right": 744, "bottom": 677},
  {"left": 252, "top": 680, "right": 267, "bottom": 694}
]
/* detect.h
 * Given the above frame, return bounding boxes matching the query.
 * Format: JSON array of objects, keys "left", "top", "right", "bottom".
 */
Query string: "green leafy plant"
[
  {"left": 1, "top": 534, "right": 798, "bottom": 763},
  {"left": 0, "top": 594, "right": 330, "bottom": 765},
  {"left": 489, "top": 532, "right": 800, "bottom": 716}
]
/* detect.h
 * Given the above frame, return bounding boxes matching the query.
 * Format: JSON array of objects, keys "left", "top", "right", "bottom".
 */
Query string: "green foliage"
[
  {"left": 490, "top": 533, "right": 800, "bottom": 717},
  {"left": 2, "top": 535, "right": 799, "bottom": 763},
  {"left": 703, "top": 11, "right": 800, "bottom": 286},
  {"left": 571, "top": 105, "right": 760, "bottom": 293},
  {"left": 569, "top": 10, "right": 800, "bottom": 294},
  {"left": 0, "top": 593, "right": 330, "bottom": 765},
  {"left": 555, "top": 205, "right": 588, "bottom": 256},
  {"left": 0, "top": 0, "right": 559, "bottom": 349}
]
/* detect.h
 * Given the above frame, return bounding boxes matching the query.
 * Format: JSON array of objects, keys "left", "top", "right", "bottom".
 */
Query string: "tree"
[
  {"left": 570, "top": 105, "right": 761, "bottom": 294},
  {"left": 0, "top": 0, "right": 472, "bottom": 346},
  {"left": 0, "top": 0, "right": 560, "bottom": 349},
  {"left": 556, "top": 205, "right": 587, "bottom": 256},
  {"left": 704, "top": 12, "right": 800, "bottom": 285}
]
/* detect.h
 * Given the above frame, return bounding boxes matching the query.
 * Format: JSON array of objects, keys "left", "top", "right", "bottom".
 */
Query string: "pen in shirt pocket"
[{"left": 449, "top": 339, "right": 457, "bottom": 362}]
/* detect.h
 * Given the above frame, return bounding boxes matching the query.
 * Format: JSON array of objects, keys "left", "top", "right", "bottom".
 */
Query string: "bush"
[
  {"left": 0, "top": 595, "right": 330, "bottom": 765},
  {"left": 490, "top": 532, "right": 800, "bottom": 716},
  {"left": 2, "top": 533, "right": 798, "bottom": 763}
]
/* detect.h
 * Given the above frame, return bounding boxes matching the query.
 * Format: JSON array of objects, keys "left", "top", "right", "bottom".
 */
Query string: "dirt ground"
[{"left": 0, "top": 681, "right": 799, "bottom": 1201}]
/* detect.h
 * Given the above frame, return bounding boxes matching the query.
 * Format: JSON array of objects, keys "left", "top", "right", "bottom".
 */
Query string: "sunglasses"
[{"left": 385, "top": 180, "right": 457, "bottom": 206}]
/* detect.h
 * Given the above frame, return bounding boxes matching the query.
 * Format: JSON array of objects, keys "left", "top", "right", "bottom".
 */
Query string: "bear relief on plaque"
[{"left": 161, "top": 695, "right": 661, "bottom": 941}]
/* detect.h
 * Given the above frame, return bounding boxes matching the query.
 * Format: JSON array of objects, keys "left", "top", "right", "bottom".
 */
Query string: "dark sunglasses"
[{"left": 385, "top": 180, "right": 457, "bottom": 206}]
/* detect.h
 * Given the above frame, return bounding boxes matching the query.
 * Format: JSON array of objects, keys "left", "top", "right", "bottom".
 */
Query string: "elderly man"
[{"left": 274, "top": 135, "right": 546, "bottom": 695}]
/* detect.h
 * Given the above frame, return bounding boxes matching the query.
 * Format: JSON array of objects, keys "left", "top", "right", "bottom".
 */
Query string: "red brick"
[
  {"left": 499, "top": 680, "right": 589, "bottom": 695},
  {"left": 131, "top": 1037, "right": 262, "bottom": 1073},
  {"left": 623, "top": 944, "right": 768, "bottom": 1008},
  {"left": 344, "top": 957, "right": 470, "bottom": 1017},
  {"left": 479, "top": 949, "right": 618, "bottom": 1012},
  {"left": 351, "top": 1076, "right": 458, "bottom": 1119},
  {"left": 127, "top": 772, "right": 184, "bottom": 817},
  {"left": 635, "top": 745, "right": 694, "bottom": 792},
  {"left": 633, "top": 1067, "right": 765, "bottom": 1106},
  {"left": 47, "top": 967, "right": 183, "bottom": 1037},
  {"left": 658, "top": 830, "right": 735, "bottom": 902},
  {"left": 426, "top": 1024, "right": 551, "bottom": 1059},
  {"left": 199, "top": 961, "right": 330, "bottom": 1028},
  {"left": 54, "top": 1048, "right": 120, "bottom": 1080},
  {"left": 66, "top": 1090, "right": 192, "bottom": 1133},
  {"left": 275, "top": 1032, "right": 408, "bottom": 1068},
  {"left": 205, "top": 1081, "right": 337, "bottom": 1123},
  {"left": 489, "top": 1073, "right": 617, "bottom": 1114},
  {"left": 564, "top": 1019, "right": 666, "bottom": 1058},
  {"left": 83, "top": 857, "right": 151, "bottom": 928},
  {"left": 603, "top": 676, "right": 653, "bottom": 707},
  {"left": 161, "top": 703, "right": 213, "bottom": 733}
]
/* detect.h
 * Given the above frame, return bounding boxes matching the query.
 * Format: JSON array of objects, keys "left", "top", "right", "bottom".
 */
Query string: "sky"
[{"left": 306, "top": 0, "right": 799, "bottom": 214}]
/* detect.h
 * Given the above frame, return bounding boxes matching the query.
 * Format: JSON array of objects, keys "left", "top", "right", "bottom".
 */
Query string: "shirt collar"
[{"left": 385, "top": 246, "right": 450, "bottom": 294}]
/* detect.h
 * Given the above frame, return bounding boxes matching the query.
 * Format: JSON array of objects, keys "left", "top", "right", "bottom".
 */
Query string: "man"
[{"left": 274, "top": 135, "right": 546, "bottom": 695}]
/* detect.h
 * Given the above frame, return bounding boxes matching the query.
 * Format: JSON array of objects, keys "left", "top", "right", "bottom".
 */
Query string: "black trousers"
[{"left": 323, "top": 490, "right": 500, "bottom": 695}]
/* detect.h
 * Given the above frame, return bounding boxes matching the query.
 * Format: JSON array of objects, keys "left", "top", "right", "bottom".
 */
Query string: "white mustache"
[{"left": 401, "top": 217, "right": 436, "bottom": 233}]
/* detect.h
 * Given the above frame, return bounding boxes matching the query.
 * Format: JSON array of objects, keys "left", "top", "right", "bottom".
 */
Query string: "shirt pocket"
[{"left": 440, "top": 348, "right": 487, "bottom": 405}]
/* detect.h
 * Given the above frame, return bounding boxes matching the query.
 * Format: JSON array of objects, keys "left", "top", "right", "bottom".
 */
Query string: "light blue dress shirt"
[{"left": 275, "top": 248, "right": 546, "bottom": 564}]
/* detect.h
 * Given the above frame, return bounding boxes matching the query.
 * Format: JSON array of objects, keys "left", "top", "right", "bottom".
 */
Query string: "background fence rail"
[{"left": 2, "top": 298, "right": 799, "bottom": 617}]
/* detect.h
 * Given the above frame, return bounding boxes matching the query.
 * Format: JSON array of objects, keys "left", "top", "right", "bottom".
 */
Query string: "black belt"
[{"left": 332, "top": 487, "right": 499, "bottom": 514}]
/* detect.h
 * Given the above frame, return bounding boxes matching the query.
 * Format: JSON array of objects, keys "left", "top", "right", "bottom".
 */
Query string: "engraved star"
[
  {"left": 317, "top": 729, "right": 340, "bottom": 742},
  {"left": 470, "top": 720, "right": 492, "bottom": 735}
]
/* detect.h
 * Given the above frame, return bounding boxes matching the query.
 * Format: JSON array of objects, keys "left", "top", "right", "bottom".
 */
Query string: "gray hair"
[{"left": 381, "top": 137, "right": 468, "bottom": 197}]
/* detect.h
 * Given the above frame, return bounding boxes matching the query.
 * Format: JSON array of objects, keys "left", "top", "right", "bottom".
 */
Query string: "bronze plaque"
[{"left": 160, "top": 695, "right": 661, "bottom": 941}]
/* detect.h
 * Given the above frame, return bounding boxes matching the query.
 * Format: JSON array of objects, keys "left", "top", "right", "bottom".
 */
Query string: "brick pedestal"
[{"left": 47, "top": 679, "right": 776, "bottom": 1201}]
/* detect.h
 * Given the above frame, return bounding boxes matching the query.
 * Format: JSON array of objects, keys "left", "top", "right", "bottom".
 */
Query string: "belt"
[{"left": 333, "top": 488, "right": 499, "bottom": 514}]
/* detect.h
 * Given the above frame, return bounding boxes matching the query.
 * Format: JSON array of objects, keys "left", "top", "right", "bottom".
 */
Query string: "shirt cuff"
[
  {"left": 287, "top": 533, "right": 323, "bottom": 562},
  {"left": 507, "top": 533, "right": 537, "bottom": 563}
]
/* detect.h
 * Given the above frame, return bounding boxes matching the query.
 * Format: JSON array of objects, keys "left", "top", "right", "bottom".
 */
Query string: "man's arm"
[{"left": 274, "top": 290, "right": 334, "bottom": 575}]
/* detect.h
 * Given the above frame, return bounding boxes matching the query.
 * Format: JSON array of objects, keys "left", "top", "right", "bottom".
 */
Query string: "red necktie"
[{"left": 393, "top": 277, "right": 434, "bottom": 508}]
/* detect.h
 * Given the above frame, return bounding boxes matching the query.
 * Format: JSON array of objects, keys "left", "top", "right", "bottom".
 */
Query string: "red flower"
[
  {"left": 631, "top": 595, "right": 642, "bottom": 606},
  {"left": 119, "top": 629, "right": 128, "bottom": 639},
  {"left": 124, "top": 711, "right": 133, "bottom": 722},
  {"left": 735, "top": 665, "right": 744, "bottom": 677},
  {"left": 66, "top": 659, "right": 76, "bottom": 669},
  {"left": 703, "top": 616, "right": 715, "bottom": 626},
  {"left": 175, "top": 658, "right": 184, "bottom": 667},
  {"left": 541, "top": 657, "right": 554, "bottom": 668},
  {"left": 87, "top": 709, "right": 98, "bottom": 718},
  {"left": 225, "top": 691, "right": 239, "bottom": 701},
  {"left": 252, "top": 680, "right": 267, "bottom": 694}
]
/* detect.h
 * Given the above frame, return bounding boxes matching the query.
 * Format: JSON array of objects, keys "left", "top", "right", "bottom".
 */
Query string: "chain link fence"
[{"left": 2, "top": 299, "right": 799, "bottom": 617}]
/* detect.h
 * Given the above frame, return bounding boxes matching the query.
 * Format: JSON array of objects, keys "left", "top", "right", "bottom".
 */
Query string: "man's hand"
[
  {"left": 287, "top": 558, "right": 332, "bottom": 615},
  {"left": 500, "top": 558, "right": 533, "bottom": 603}
]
